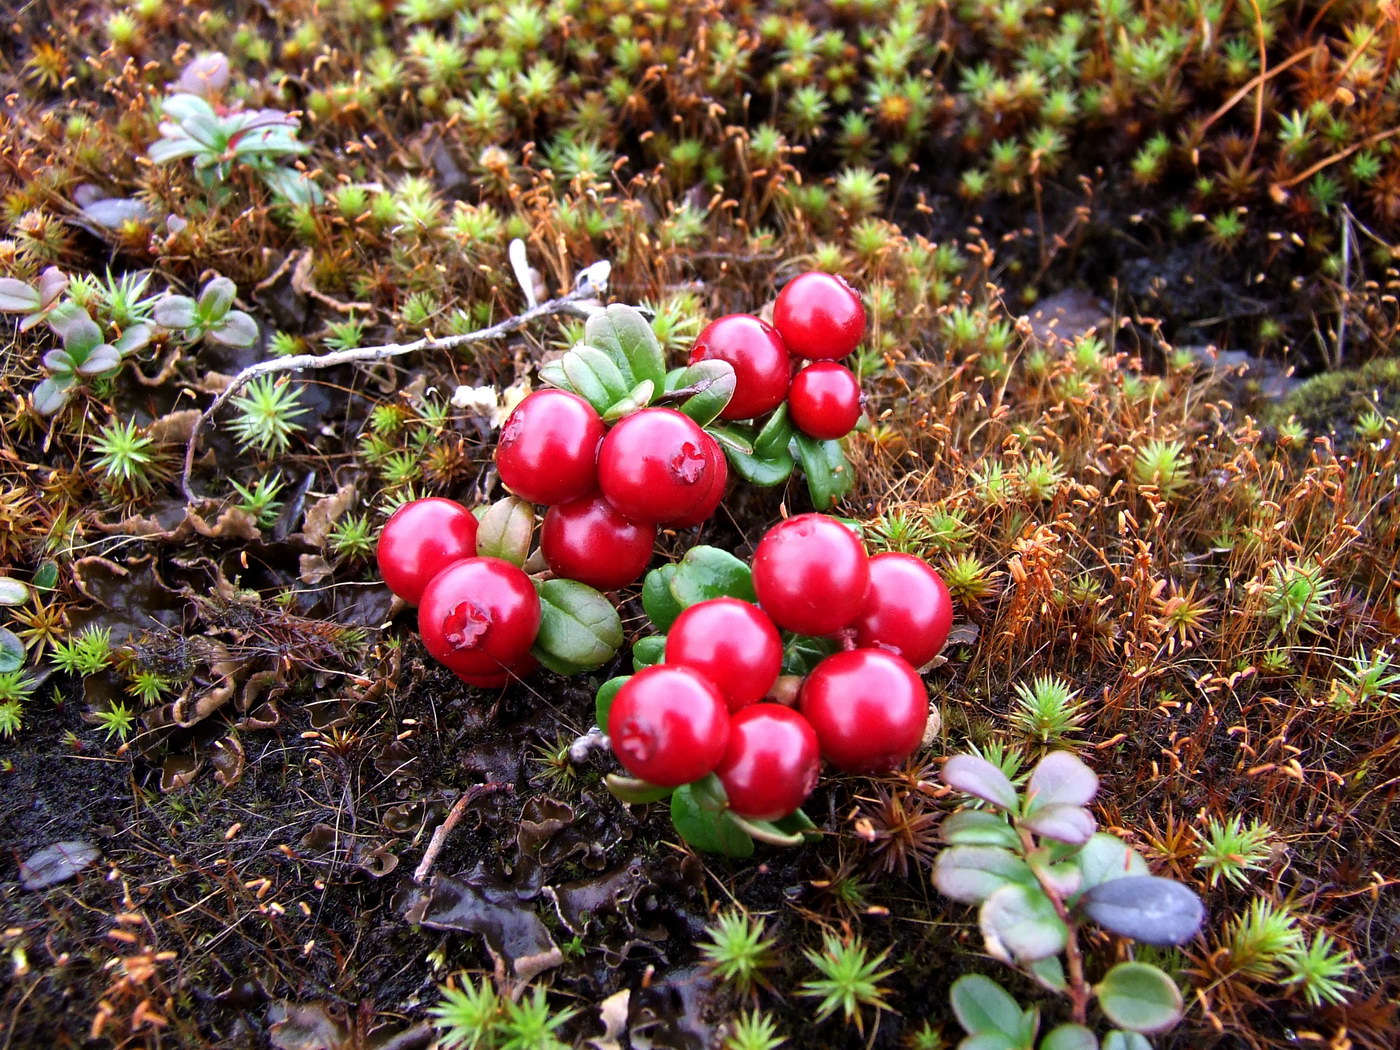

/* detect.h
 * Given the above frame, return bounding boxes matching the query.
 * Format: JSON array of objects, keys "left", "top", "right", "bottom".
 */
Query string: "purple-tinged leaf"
[
  {"left": 1020, "top": 803, "right": 1096, "bottom": 845},
  {"left": 209, "top": 310, "right": 258, "bottom": 348},
  {"left": 75, "top": 344, "right": 121, "bottom": 376},
  {"left": 943, "top": 754, "right": 1018, "bottom": 810},
  {"left": 1095, "top": 963, "right": 1184, "bottom": 1035},
  {"left": 32, "top": 377, "right": 74, "bottom": 415},
  {"left": 1026, "top": 750, "right": 1099, "bottom": 808},
  {"left": 0, "top": 278, "right": 40, "bottom": 313},
  {"left": 979, "top": 882, "right": 1068, "bottom": 964},
  {"left": 112, "top": 323, "right": 152, "bottom": 355},
  {"left": 19, "top": 841, "right": 100, "bottom": 890},
  {"left": 1074, "top": 833, "right": 1150, "bottom": 893},
  {"left": 941, "top": 809, "right": 1020, "bottom": 849},
  {"left": 152, "top": 294, "right": 198, "bottom": 330},
  {"left": 81, "top": 197, "right": 150, "bottom": 229},
  {"left": 1078, "top": 876, "right": 1205, "bottom": 946},
  {"left": 177, "top": 51, "right": 230, "bottom": 98},
  {"left": 932, "top": 845, "right": 1033, "bottom": 904}
]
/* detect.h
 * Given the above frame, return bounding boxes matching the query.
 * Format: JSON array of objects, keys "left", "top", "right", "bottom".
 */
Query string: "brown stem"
[
  {"left": 1017, "top": 825, "right": 1092, "bottom": 1024},
  {"left": 413, "top": 782, "right": 513, "bottom": 883}
]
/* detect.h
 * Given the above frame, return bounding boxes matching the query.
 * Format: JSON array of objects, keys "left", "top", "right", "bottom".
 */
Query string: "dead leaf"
[
  {"left": 145, "top": 409, "right": 202, "bottom": 445},
  {"left": 299, "top": 554, "right": 333, "bottom": 585},
  {"left": 301, "top": 484, "right": 358, "bottom": 546},
  {"left": 267, "top": 1001, "right": 351, "bottom": 1050},
  {"left": 18, "top": 841, "right": 101, "bottom": 890},
  {"left": 587, "top": 989, "right": 631, "bottom": 1050}
]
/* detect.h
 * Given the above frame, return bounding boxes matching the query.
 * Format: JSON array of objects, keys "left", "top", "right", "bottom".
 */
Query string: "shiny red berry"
[
  {"left": 665, "top": 598, "right": 783, "bottom": 711},
  {"left": 666, "top": 430, "right": 728, "bottom": 528},
  {"left": 418, "top": 557, "right": 541, "bottom": 680},
  {"left": 496, "top": 389, "right": 605, "bottom": 506},
  {"left": 851, "top": 553, "right": 954, "bottom": 668},
  {"left": 689, "top": 313, "right": 792, "bottom": 421},
  {"left": 788, "top": 362, "right": 862, "bottom": 439},
  {"left": 376, "top": 497, "right": 479, "bottom": 606},
  {"left": 772, "top": 272, "right": 866, "bottom": 360},
  {"left": 799, "top": 649, "right": 928, "bottom": 774},
  {"left": 597, "top": 407, "right": 719, "bottom": 525},
  {"left": 752, "top": 514, "right": 870, "bottom": 636},
  {"left": 714, "top": 704, "right": 820, "bottom": 820},
  {"left": 607, "top": 665, "right": 730, "bottom": 787},
  {"left": 541, "top": 493, "right": 656, "bottom": 591}
]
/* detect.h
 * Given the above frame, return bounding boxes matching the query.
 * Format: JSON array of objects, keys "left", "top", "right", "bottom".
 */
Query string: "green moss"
[{"left": 1274, "top": 358, "right": 1400, "bottom": 449}]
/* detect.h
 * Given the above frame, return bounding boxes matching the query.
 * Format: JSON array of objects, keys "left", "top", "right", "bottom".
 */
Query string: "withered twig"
[{"left": 413, "top": 782, "right": 513, "bottom": 883}]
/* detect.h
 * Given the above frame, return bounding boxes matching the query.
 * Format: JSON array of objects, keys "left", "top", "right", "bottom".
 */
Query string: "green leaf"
[
  {"left": 781, "top": 633, "right": 839, "bottom": 676},
  {"left": 1074, "top": 834, "right": 1150, "bottom": 896},
  {"left": 62, "top": 316, "right": 104, "bottom": 361},
  {"left": 724, "top": 440, "right": 796, "bottom": 487},
  {"left": 1026, "top": 750, "right": 1099, "bottom": 809},
  {"left": 1040, "top": 1024, "right": 1098, "bottom": 1050},
  {"left": 0, "top": 278, "right": 41, "bottom": 313},
  {"left": 557, "top": 345, "right": 625, "bottom": 413},
  {"left": 586, "top": 304, "right": 666, "bottom": 391},
  {"left": 1095, "top": 963, "right": 1184, "bottom": 1035},
  {"left": 1101, "top": 1033, "right": 1152, "bottom": 1050},
  {"left": 943, "top": 754, "right": 1020, "bottom": 811},
  {"left": 728, "top": 814, "right": 806, "bottom": 847},
  {"left": 0, "top": 577, "right": 30, "bottom": 606},
  {"left": 979, "top": 883, "right": 1069, "bottom": 963},
  {"left": 152, "top": 294, "right": 198, "bottom": 331},
  {"left": 32, "top": 562, "right": 59, "bottom": 591},
  {"left": 594, "top": 675, "right": 629, "bottom": 728},
  {"left": 601, "top": 379, "right": 655, "bottom": 422},
  {"left": 941, "top": 809, "right": 1021, "bottom": 850},
  {"left": 669, "top": 359, "right": 736, "bottom": 427},
  {"left": 670, "top": 777, "right": 754, "bottom": 857},
  {"left": 1028, "top": 956, "right": 1068, "bottom": 993},
  {"left": 641, "top": 565, "right": 684, "bottom": 631},
  {"left": 631, "top": 634, "right": 666, "bottom": 671},
  {"left": 209, "top": 310, "right": 258, "bottom": 348},
  {"left": 669, "top": 545, "right": 756, "bottom": 607},
  {"left": 197, "top": 276, "right": 237, "bottom": 321},
  {"left": 532, "top": 578, "right": 623, "bottom": 673},
  {"left": 604, "top": 773, "right": 673, "bottom": 805},
  {"left": 32, "top": 376, "right": 74, "bottom": 416},
  {"left": 75, "top": 344, "right": 121, "bottom": 377},
  {"left": 932, "top": 845, "right": 1035, "bottom": 904},
  {"left": 112, "top": 323, "right": 152, "bottom": 355},
  {"left": 537, "top": 358, "right": 575, "bottom": 399},
  {"left": 706, "top": 423, "right": 755, "bottom": 456},
  {"left": 793, "top": 433, "right": 854, "bottom": 510},
  {"left": 771, "top": 808, "right": 819, "bottom": 838},
  {"left": 475, "top": 497, "right": 535, "bottom": 567},
  {"left": 0, "top": 628, "right": 24, "bottom": 673},
  {"left": 753, "top": 402, "right": 794, "bottom": 455},
  {"left": 950, "top": 974, "right": 1023, "bottom": 1037}
]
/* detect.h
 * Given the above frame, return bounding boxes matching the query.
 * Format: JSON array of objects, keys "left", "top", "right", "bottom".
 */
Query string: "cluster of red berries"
[
  {"left": 376, "top": 497, "right": 541, "bottom": 688},
  {"left": 691, "top": 271, "right": 867, "bottom": 440},
  {"left": 607, "top": 513, "right": 953, "bottom": 822}
]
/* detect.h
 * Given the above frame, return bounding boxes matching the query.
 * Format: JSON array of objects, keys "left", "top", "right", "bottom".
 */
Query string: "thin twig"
[
  {"left": 180, "top": 285, "right": 597, "bottom": 502},
  {"left": 413, "top": 782, "right": 513, "bottom": 883}
]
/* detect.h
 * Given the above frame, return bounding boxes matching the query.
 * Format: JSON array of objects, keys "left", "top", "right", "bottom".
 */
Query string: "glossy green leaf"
[
  {"left": 31, "top": 562, "right": 59, "bottom": 591},
  {"left": 62, "top": 316, "right": 104, "bottom": 360},
  {"left": 950, "top": 974, "right": 1023, "bottom": 1037},
  {"left": 669, "top": 359, "right": 736, "bottom": 427},
  {"left": 753, "top": 402, "right": 794, "bottom": 455},
  {"left": 152, "top": 294, "right": 198, "bottom": 331},
  {"left": 932, "top": 845, "right": 1035, "bottom": 904},
  {"left": 75, "top": 344, "right": 121, "bottom": 377},
  {"left": 1101, "top": 1032, "right": 1152, "bottom": 1050},
  {"left": 0, "top": 577, "right": 30, "bottom": 606},
  {"left": 728, "top": 813, "right": 805, "bottom": 847},
  {"left": 641, "top": 565, "right": 684, "bottom": 631},
  {"left": 958, "top": 1034, "right": 1021, "bottom": 1050},
  {"left": 1096, "top": 963, "right": 1184, "bottom": 1035},
  {"left": 780, "top": 633, "right": 839, "bottom": 676},
  {"left": 724, "top": 440, "right": 795, "bottom": 487},
  {"left": 604, "top": 773, "right": 673, "bottom": 805},
  {"left": 560, "top": 345, "right": 627, "bottom": 413},
  {"left": 670, "top": 776, "right": 754, "bottom": 858},
  {"left": 209, "top": 310, "right": 258, "bottom": 348},
  {"left": 1040, "top": 1024, "right": 1098, "bottom": 1050},
  {"left": 475, "top": 496, "right": 535, "bottom": 567},
  {"left": 197, "top": 276, "right": 237, "bottom": 321},
  {"left": 771, "top": 808, "right": 819, "bottom": 838},
  {"left": 793, "top": 433, "right": 854, "bottom": 510},
  {"left": 668, "top": 545, "right": 756, "bottom": 607},
  {"left": 594, "top": 675, "right": 629, "bottom": 728},
  {"left": 586, "top": 303, "right": 666, "bottom": 391},
  {"left": 601, "top": 379, "right": 655, "bottom": 422},
  {"left": 941, "top": 809, "right": 1021, "bottom": 850},
  {"left": 532, "top": 578, "right": 622, "bottom": 673},
  {"left": 706, "top": 423, "right": 755, "bottom": 456},
  {"left": 1028, "top": 956, "right": 1068, "bottom": 993},
  {"left": 979, "top": 883, "right": 1069, "bottom": 964},
  {"left": 631, "top": 634, "right": 666, "bottom": 671},
  {"left": 0, "top": 628, "right": 24, "bottom": 673}
]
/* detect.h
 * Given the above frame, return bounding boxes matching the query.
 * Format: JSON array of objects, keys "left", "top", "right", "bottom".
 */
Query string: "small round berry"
[
  {"left": 799, "top": 649, "right": 928, "bottom": 774},
  {"left": 788, "top": 362, "right": 863, "bottom": 440},
  {"left": 496, "top": 389, "right": 605, "bottom": 506},
  {"left": 597, "top": 407, "right": 718, "bottom": 525},
  {"left": 665, "top": 597, "right": 783, "bottom": 711},
  {"left": 714, "top": 704, "right": 820, "bottom": 821},
  {"left": 667, "top": 430, "right": 728, "bottom": 528},
  {"left": 689, "top": 313, "right": 792, "bottom": 421},
  {"left": 851, "top": 553, "right": 954, "bottom": 668},
  {"left": 607, "top": 665, "right": 730, "bottom": 787},
  {"left": 541, "top": 494, "right": 656, "bottom": 591},
  {"left": 376, "top": 497, "right": 479, "bottom": 606},
  {"left": 772, "top": 272, "right": 866, "bottom": 360},
  {"left": 418, "top": 558, "right": 541, "bottom": 680},
  {"left": 752, "top": 514, "right": 870, "bottom": 636}
]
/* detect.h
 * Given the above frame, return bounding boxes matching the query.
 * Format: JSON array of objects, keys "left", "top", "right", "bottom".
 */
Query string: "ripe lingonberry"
[
  {"left": 597, "top": 407, "right": 720, "bottom": 525},
  {"left": 665, "top": 597, "right": 783, "bottom": 711},
  {"left": 713, "top": 703, "right": 820, "bottom": 820},
  {"left": 607, "top": 665, "right": 730, "bottom": 787},
  {"left": 496, "top": 389, "right": 605, "bottom": 506},
  {"left": 850, "top": 553, "right": 954, "bottom": 668},
  {"left": 541, "top": 493, "right": 656, "bottom": 591},
  {"left": 799, "top": 649, "right": 928, "bottom": 774},
  {"left": 376, "top": 497, "right": 479, "bottom": 606},
  {"left": 788, "top": 361, "right": 863, "bottom": 440},
  {"left": 751, "top": 514, "right": 870, "bottom": 636},
  {"left": 772, "top": 272, "right": 866, "bottom": 361},
  {"left": 689, "top": 313, "right": 792, "bottom": 421},
  {"left": 417, "top": 557, "right": 541, "bottom": 681},
  {"left": 666, "top": 430, "right": 728, "bottom": 528}
]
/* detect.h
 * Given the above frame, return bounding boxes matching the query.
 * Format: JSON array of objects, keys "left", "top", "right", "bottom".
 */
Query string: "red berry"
[
  {"left": 496, "top": 389, "right": 605, "bottom": 506},
  {"left": 665, "top": 597, "right": 783, "bottom": 711},
  {"left": 799, "top": 649, "right": 928, "bottom": 774},
  {"left": 418, "top": 558, "right": 541, "bottom": 680},
  {"left": 607, "top": 665, "right": 730, "bottom": 787},
  {"left": 376, "top": 497, "right": 479, "bottom": 606},
  {"left": 772, "top": 272, "right": 866, "bottom": 361},
  {"left": 751, "top": 514, "right": 870, "bottom": 636},
  {"left": 714, "top": 704, "right": 820, "bottom": 820},
  {"left": 788, "top": 362, "right": 862, "bottom": 440},
  {"left": 667, "top": 430, "right": 728, "bottom": 528},
  {"left": 597, "top": 408, "right": 719, "bottom": 525},
  {"left": 689, "top": 313, "right": 792, "bottom": 421},
  {"left": 851, "top": 553, "right": 954, "bottom": 668},
  {"left": 541, "top": 493, "right": 656, "bottom": 591}
]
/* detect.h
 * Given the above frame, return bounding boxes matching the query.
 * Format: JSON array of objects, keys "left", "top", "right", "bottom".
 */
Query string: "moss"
[{"left": 1273, "top": 358, "right": 1400, "bottom": 448}]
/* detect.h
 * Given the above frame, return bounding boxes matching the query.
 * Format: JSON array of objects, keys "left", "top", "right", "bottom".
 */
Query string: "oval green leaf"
[
  {"left": 604, "top": 773, "right": 673, "bottom": 805},
  {"left": 0, "top": 628, "right": 25, "bottom": 674},
  {"left": 601, "top": 379, "right": 655, "bottom": 422},
  {"left": 562, "top": 345, "right": 628, "bottom": 413},
  {"left": 669, "top": 545, "right": 756, "bottom": 608},
  {"left": 979, "top": 882, "right": 1069, "bottom": 964},
  {"left": 586, "top": 304, "right": 666, "bottom": 390},
  {"left": 641, "top": 564, "right": 684, "bottom": 631},
  {"left": 475, "top": 496, "right": 535, "bottom": 567},
  {"left": 670, "top": 776, "right": 754, "bottom": 858},
  {"left": 594, "top": 675, "right": 628, "bottom": 727},
  {"left": 1095, "top": 963, "right": 1184, "bottom": 1035},
  {"left": 941, "top": 809, "right": 1021, "bottom": 850},
  {"left": 0, "top": 577, "right": 30, "bottom": 607},
  {"left": 949, "top": 974, "right": 1022, "bottom": 1037},
  {"left": 1040, "top": 1024, "right": 1098, "bottom": 1050},
  {"left": 793, "top": 433, "right": 854, "bottom": 510},
  {"left": 724, "top": 441, "right": 795, "bottom": 487},
  {"left": 631, "top": 634, "right": 666, "bottom": 671},
  {"left": 752, "top": 402, "right": 794, "bottom": 455},
  {"left": 670, "top": 359, "right": 736, "bottom": 427},
  {"left": 932, "top": 845, "right": 1034, "bottom": 905},
  {"left": 942, "top": 754, "right": 1019, "bottom": 811},
  {"left": 532, "top": 578, "right": 622, "bottom": 673}
]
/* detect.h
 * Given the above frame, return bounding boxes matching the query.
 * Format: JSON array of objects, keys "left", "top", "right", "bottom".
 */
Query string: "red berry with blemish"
[
  {"left": 597, "top": 407, "right": 718, "bottom": 525},
  {"left": 417, "top": 557, "right": 541, "bottom": 681},
  {"left": 496, "top": 389, "right": 605, "bottom": 506},
  {"left": 607, "top": 665, "right": 730, "bottom": 787}
]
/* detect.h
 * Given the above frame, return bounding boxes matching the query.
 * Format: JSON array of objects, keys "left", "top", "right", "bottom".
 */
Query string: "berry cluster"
[{"left": 603, "top": 513, "right": 955, "bottom": 848}]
